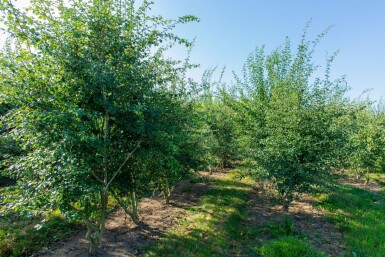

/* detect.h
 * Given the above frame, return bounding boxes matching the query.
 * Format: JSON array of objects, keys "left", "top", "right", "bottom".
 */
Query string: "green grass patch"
[
  {"left": 257, "top": 215, "right": 296, "bottom": 239},
  {"left": 369, "top": 173, "right": 385, "bottom": 186},
  {"left": 260, "top": 236, "right": 326, "bottom": 257},
  {"left": 143, "top": 172, "right": 259, "bottom": 257},
  {"left": 143, "top": 171, "right": 325, "bottom": 257},
  {"left": 316, "top": 182, "right": 385, "bottom": 257}
]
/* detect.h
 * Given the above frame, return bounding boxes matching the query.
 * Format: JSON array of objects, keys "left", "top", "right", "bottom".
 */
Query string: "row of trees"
[
  {"left": 1, "top": 0, "right": 385, "bottom": 254},
  {"left": 0, "top": 0, "right": 207, "bottom": 253},
  {"left": 204, "top": 31, "right": 385, "bottom": 208}
]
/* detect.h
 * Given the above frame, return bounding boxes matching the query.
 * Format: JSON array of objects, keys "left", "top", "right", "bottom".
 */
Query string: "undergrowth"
[
  {"left": 0, "top": 210, "right": 78, "bottom": 257},
  {"left": 316, "top": 174, "right": 385, "bottom": 257},
  {"left": 0, "top": 185, "right": 116, "bottom": 257}
]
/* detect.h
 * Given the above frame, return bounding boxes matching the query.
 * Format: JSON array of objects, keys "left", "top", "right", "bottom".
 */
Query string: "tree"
[
  {"left": 0, "top": 0, "right": 197, "bottom": 253},
  {"left": 195, "top": 68, "right": 240, "bottom": 170},
  {"left": 347, "top": 100, "right": 385, "bottom": 181},
  {"left": 229, "top": 27, "right": 351, "bottom": 209}
]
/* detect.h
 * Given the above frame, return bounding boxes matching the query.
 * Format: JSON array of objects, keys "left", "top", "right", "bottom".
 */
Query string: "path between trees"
[{"left": 33, "top": 169, "right": 348, "bottom": 257}]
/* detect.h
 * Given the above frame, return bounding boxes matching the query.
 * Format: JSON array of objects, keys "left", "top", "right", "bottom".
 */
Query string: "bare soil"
[
  {"left": 337, "top": 171, "right": 383, "bottom": 194},
  {"left": 32, "top": 169, "right": 359, "bottom": 257},
  {"left": 247, "top": 181, "right": 346, "bottom": 256},
  {"left": 33, "top": 173, "right": 214, "bottom": 257}
]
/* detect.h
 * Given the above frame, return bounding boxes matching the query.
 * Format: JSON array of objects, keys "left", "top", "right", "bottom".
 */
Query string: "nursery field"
[
  {"left": 3, "top": 169, "right": 385, "bottom": 256},
  {"left": 1, "top": 0, "right": 385, "bottom": 256}
]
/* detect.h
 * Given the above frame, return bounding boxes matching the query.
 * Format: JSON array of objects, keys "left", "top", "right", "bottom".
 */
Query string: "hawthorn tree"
[
  {"left": 228, "top": 28, "right": 351, "bottom": 209},
  {"left": 0, "top": 0, "right": 197, "bottom": 253},
  {"left": 347, "top": 100, "right": 385, "bottom": 181},
  {"left": 199, "top": 68, "right": 240, "bottom": 169}
]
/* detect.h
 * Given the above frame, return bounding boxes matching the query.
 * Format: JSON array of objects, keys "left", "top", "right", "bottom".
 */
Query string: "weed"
[
  {"left": 259, "top": 236, "right": 326, "bottom": 257},
  {"left": 283, "top": 215, "right": 295, "bottom": 235}
]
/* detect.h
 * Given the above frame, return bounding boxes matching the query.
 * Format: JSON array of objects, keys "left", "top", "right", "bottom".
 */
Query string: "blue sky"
[
  {"left": 2, "top": 1, "right": 384, "bottom": 100},
  {"left": 154, "top": 0, "right": 385, "bottom": 101}
]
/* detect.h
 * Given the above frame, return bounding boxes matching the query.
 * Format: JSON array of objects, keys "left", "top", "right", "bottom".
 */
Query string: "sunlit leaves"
[
  {"left": 229, "top": 30, "right": 350, "bottom": 207},
  {"left": 1, "top": 1, "right": 198, "bottom": 251}
]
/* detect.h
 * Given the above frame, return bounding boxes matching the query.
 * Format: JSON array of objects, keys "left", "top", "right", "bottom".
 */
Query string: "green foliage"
[
  {"left": 259, "top": 236, "right": 325, "bottom": 257},
  {"left": 346, "top": 100, "right": 385, "bottom": 178},
  {"left": 227, "top": 27, "right": 351, "bottom": 207},
  {"left": 195, "top": 67, "right": 240, "bottom": 169},
  {"left": 0, "top": 209, "right": 78, "bottom": 257},
  {"left": 0, "top": 0, "right": 198, "bottom": 253},
  {"left": 1, "top": 1, "right": 384, "bottom": 255},
  {"left": 0, "top": 102, "right": 21, "bottom": 172}
]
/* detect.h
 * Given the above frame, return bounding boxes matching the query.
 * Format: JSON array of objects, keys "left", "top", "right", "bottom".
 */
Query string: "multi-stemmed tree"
[
  {"left": 227, "top": 28, "right": 352, "bottom": 208},
  {"left": 0, "top": 0, "right": 197, "bottom": 253}
]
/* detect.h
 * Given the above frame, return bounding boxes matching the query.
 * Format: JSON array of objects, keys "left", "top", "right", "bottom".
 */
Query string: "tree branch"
[
  {"left": 91, "top": 171, "right": 105, "bottom": 185},
  {"left": 106, "top": 140, "right": 142, "bottom": 188}
]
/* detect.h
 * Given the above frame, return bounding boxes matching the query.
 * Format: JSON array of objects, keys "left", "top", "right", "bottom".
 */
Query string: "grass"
[
  {"left": 260, "top": 236, "right": 325, "bottom": 257},
  {"left": 143, "top": 172, "right": 256, "bottom": 256},
  {"left": 6, "top": 168, "right": 381, "bottom": 256},
  {"left": 316, "top": 174, "right": 385, "bottom": 257},
  {"left": 143, "top": 170, "right": 325, "bottom": 257},
  {"left": 369, "top": 172, "right": 385, "bottom": 186}
]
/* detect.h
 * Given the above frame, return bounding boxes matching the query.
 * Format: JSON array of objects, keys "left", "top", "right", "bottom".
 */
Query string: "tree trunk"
[
  {"left": 111, "top": 189, "right": 140, "bottom": 225},
  {"left": 86, "top": 223, "right": 103, "bottom": 254},
  {"left": 129, "top": 190, "right": 140, "bottom": 224},
  {"left": 128, "top": 173, "right": 140, "bottom": 224},
  {"left": 84, "top": 189, "right": 108, "bottom": 254},
  {"left": 365, "top": 168, "right": 370, "bottom": 185},
  {"left": 86, "top": 87, "right": 111, "bottom": 254},
  {"left": 208, "top": 165, "right": 213, "bottom": 175},
  {"left": 160, "top": 177, "right": 171, "bottom": 204},
  {"left": 282, "top": 192, "right": 293, "bottom": 212}
]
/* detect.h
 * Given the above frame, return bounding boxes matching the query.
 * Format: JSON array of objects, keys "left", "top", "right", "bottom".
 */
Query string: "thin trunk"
[
  {"left": 86, "top": 223, "right": 101, "bottom": 254},
  {"left": 101, "top": 188, "right": 108, "bottom": 231},
  {"left": 112, "top": 189, "right": 140, "bottom": 225},
  {"left": 283, "top": 201, "right": 290, "bottom": 212},
  {"left": 129, "top": 172, "right": 140, "bottom": 223},
  {"left": 160, "top": 177, "right": 171, "bottom": 204},
  {"left": 282, "top": 192, "right": 292, "bottom": 212},
  {"left": 129, "top": 190, "right": 140, "bottom": 223},
  {"left": 85, "top": 87, "right": 111, "bottom": 253},
  {"left": 86, "top": 95, "right": 110, "bottom": 254},
  {"left": 84, "top": 189, "right": 108, "bottom": 254},
  {"left": 365, "top": 168, "right": 370, "bottom": 185}
]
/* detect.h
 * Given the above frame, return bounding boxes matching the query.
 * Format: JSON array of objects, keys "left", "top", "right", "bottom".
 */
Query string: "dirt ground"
[
  {"left": 337, "top": 171, "right": 383, "bottom": 194},
  {"left": 247, "top": 181, "right": 346, "bottom": 256},
  {"left": 33, "top": 173, "right": 213, "bottom": 257},
  {"left": 246, "top": 171, "right": 385, "bottom": 256},
  {"left": 31, "top": 168, "right": 370, "bottom": 257}
]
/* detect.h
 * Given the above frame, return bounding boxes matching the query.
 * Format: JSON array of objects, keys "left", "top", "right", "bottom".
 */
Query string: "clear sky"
[
  {"left": 153, "top": 0, "right": 385, "bottom": 101},
  {"left": 1, "top": 0, "right": 384, "bottom": 100}
]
